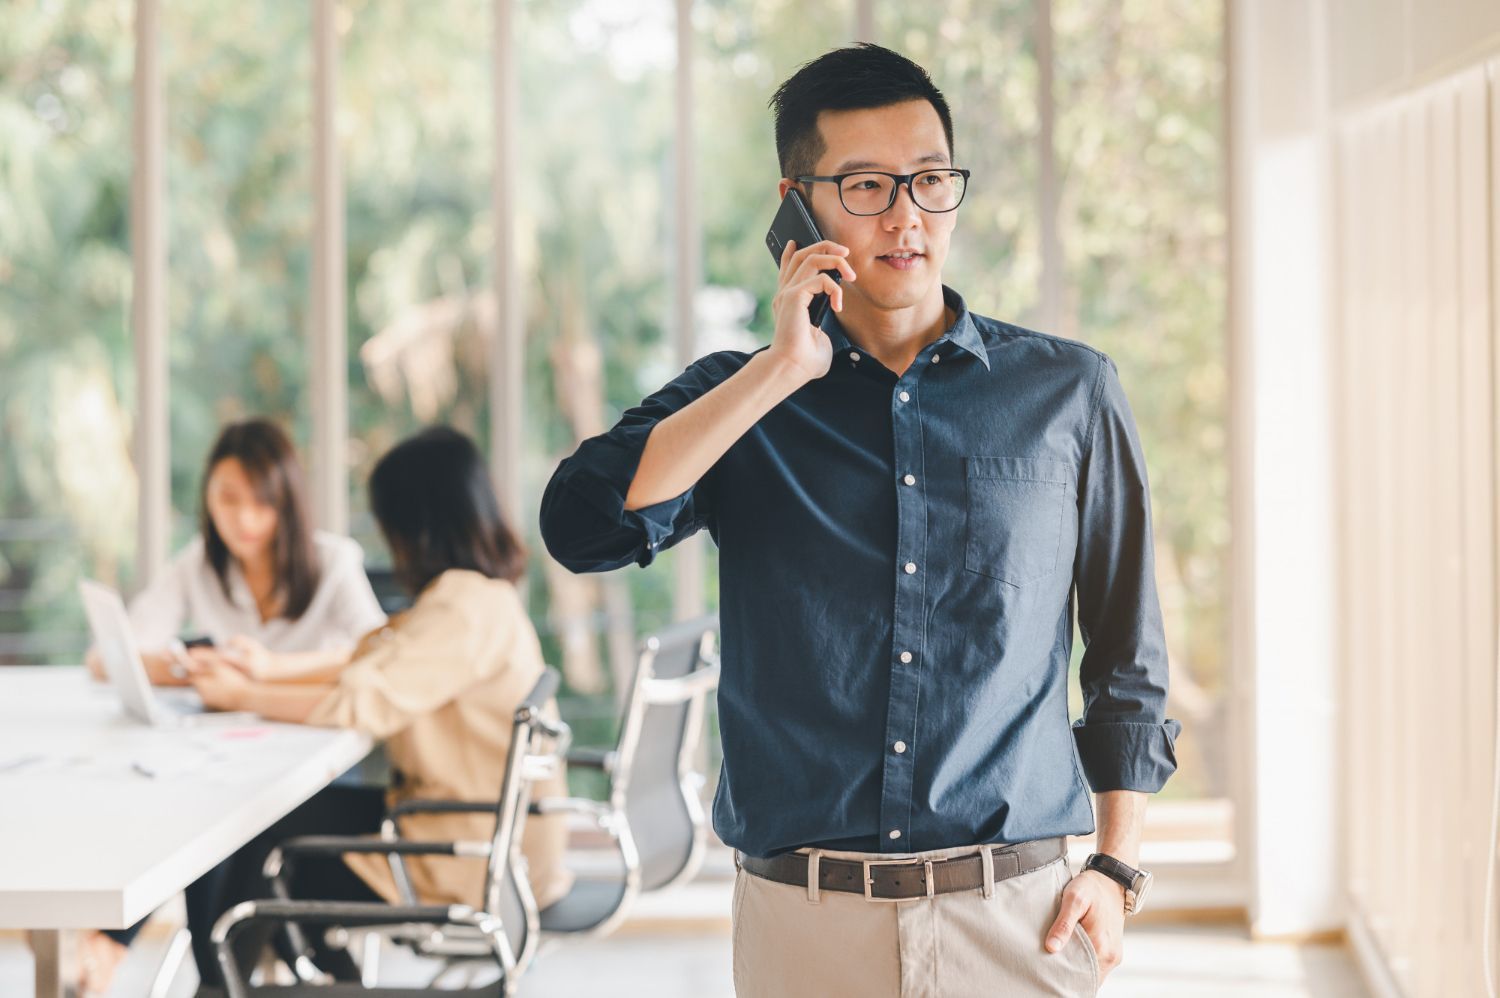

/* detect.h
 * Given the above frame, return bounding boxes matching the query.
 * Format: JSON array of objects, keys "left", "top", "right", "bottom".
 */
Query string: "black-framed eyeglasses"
[{"left": 795, "top": 168, "right": 971, "bottom": 216}]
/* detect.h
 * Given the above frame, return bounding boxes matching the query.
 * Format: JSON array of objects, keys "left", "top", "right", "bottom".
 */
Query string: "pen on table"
[{"left": 130, "top": 761, "right": 158, "bottom": 779}]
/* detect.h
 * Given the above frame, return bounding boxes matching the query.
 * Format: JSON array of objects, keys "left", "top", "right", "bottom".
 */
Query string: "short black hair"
[
  {"left": 369, "top": 426, "right": 526, "bottom": 595},
  {"left": 769, "top": 43, "right": 954, "bottom": 181}
]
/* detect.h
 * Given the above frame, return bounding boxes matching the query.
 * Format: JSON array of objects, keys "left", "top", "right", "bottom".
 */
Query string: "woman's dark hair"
[
  {"left": 769, "top": 43, "right": 955, "bottom": 181},
  {"left": 369, "top": 426, "right": 526, "bottom": 594},
  {"left": 200, "top": 419, "right": 321, "bottom": 620}
]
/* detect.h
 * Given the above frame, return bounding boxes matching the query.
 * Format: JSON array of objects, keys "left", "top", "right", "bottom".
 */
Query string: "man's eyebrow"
[{"left": 830, "top": 152, "right": 952, "bottom": 172}]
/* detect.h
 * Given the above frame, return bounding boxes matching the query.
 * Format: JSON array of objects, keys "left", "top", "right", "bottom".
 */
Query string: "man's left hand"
[{"left": 1045, "top": 868, "right": 1125, "bottom": 981}]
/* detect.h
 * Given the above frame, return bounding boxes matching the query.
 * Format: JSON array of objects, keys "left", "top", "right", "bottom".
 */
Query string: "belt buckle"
[{"left": 861, "top": 858, "right": 934, "bottom": 902}]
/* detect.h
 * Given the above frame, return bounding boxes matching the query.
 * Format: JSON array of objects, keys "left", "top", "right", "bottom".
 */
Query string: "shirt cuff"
[
  {"left": 1071, "top": 718, "right": 1182, "bottom": 793},
  {"left": 557, "top": 425, "right": 696, "bottom": 567}
]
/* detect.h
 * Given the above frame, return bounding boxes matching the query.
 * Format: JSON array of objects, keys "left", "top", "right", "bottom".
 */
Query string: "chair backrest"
[
  {"left": 482, "top": 667, "right": 569, "bottom": 976},
  {"left": 610, "top": 615, "right": 720, "bottom": 893},
  {"left": 363, "top": 566, "right": 414, "bottom": 615}
]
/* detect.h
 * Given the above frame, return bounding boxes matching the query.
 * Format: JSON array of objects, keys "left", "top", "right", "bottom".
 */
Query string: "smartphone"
[
  {"left": 183, "top": 635, "right": 215, "bottom": 649},
  {"left": 765, "top": 189, "right": 841, "bottom": 328}
]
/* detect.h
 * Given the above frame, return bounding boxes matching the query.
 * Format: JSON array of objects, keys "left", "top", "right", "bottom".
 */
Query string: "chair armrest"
[
  {"left": 275, "top": 835, "right": 493, "bottom": 858},
  {"left": 528, "top": 795, "right": 612, "bottom": 822},
  {"left": 516, "top": 668, "right": 572, "bottom": 754},
  {"left": 518, "top": 669, "right": 559, "bottom": 717},
  {"left": 264, "top": 835, "right": 492, "bottom": 883},
  {"left": 642, "top": 661, "right": 721, "bottom": 705},
  {"left": 215, "top": 899, "right": 476, "bottom": 932},
  {"left": 564, "top": 746, "right": 616, "bottom": 771}
]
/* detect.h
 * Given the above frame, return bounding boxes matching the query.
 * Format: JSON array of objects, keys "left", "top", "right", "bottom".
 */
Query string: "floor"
[{"left": 0, "top": 901, "right": 1371, "bottom": 997}]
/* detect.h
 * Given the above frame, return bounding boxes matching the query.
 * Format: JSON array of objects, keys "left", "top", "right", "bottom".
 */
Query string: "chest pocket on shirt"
[{"left": 964, "top": 456, "right": 1075, "bottom": 588}]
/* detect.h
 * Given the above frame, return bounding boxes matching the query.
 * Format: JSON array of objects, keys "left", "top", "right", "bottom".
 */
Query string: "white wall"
[
  {"left": 1233, "top": 1, "right": 1500, "bottom": 993},
  {"left": 1229, "top": 0, "right": 1342, "bottom": 942}
]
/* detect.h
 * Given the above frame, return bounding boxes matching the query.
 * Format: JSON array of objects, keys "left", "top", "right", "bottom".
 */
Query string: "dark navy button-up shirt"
[{"left": 540, "top": 287, "right": 1180, "bottom": 858}]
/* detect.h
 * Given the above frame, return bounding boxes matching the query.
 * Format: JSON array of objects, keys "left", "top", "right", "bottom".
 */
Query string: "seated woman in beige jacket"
[{"left": 187, "top": 426, "right": 571, "bottom": 987}]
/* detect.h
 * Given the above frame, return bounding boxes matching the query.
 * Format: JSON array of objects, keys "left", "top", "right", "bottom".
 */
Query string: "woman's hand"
[
  {"left": 142, "top": 648, "right": 194, "bottom": 686},
  {"left": 218, "top": 635, "right": 278, "bottom": 680},
  {"left": 190, "top": 658, "right": 253, "bottom": 712}
]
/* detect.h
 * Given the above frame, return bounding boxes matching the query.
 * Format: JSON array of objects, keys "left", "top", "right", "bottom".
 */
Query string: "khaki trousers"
[{"left": 731, "top": 842, "right": 1101, "bottom": 997}]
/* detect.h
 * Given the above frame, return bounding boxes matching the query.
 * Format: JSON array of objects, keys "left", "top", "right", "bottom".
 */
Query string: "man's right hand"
[
  {"left": 620, "top": 239, "right": 854, "bottom": 513},
  {"left": 767, "top": 239, "right": 855, "bottom": 385}
]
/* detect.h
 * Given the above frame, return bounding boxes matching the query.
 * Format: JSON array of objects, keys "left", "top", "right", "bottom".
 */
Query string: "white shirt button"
[
  {"left": 898, "top": 391, "right": 911, "bottom": 402},
  {"left": 894, "top": 741, "right": 907, "bottom": 754},
  {"left": 889, "top": 829, "right": 902, "bottom": 840},
  {"left": 903, "top": 562, "right": 917, "bottom": 575},
  {"left": 899, "top": 651, "right": 913, "bottom": 663},
  {"left": 931, "top": 353, "right": 940, "bottom": 363},
  {"left": 850, "top": 352, "right": 860, "bottom": 362},
  {"left": 903, "top": 474, "right": 916, "bottom": 486}
]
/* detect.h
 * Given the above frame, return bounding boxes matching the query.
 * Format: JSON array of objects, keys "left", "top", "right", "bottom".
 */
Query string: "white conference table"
[{"left": 0, "top": 666, "right": 373, "bottom": 998}]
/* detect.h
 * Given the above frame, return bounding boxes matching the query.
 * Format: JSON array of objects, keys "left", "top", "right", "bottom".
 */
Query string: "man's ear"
[{"left": 777, "top": 177, "right": 795, "bottom": 200}]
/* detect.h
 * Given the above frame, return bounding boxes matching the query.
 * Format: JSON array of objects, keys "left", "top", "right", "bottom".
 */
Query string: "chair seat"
[{"left": 537, "top": 877, "right": 629, "bottom": 933}]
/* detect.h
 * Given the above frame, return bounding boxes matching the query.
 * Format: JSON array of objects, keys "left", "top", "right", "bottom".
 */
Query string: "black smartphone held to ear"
[{"left": 765, "top": 189, "right": 841, "bottom": 328}]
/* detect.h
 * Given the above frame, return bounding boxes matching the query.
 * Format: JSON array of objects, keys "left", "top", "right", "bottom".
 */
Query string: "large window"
[
  {"left": 1053, "top": 0, "right": 1227, "bottom": 808},
  {"left": 165, "top": 1, "right": 313, "bottom": 545},
  {"left": 1, "top": 2, "right": 1228, "bottom": 832},
  {"left": 516, "top": 0, "right": 678, "bottom": 756},
  {"left": 0, "top": 1, "right": 136, "bottom": 665},
  {"left": 342, "top": 0, "right": 495, "bottom": 557}
]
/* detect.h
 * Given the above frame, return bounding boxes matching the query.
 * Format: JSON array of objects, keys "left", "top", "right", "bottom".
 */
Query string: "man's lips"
[{"left": 877, "top": 249, "right": 925, "bottom": 270}]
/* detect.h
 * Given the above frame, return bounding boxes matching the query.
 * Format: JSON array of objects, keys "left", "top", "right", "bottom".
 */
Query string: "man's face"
[{"left": 786, "top": 99, "right": 958, "bottom": 315}]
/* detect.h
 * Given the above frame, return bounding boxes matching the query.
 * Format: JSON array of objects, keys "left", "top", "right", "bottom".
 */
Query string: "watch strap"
[{"left": 1083, "top": 852, "right": 1141, "bottom": 892}]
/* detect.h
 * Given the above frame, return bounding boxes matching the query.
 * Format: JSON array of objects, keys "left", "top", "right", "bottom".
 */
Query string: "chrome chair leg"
[
  {"left": 145, "top": 927, "right": 191, "bottom": 998},
  {"left": 358, "top": 931, "right": 381, "bottom": 987}
]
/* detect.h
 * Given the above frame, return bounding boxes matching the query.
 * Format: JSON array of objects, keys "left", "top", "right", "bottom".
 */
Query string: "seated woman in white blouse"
[
  {"left": 87, "top": 418, "right": 386, "bottom": 686},
  {"left": 80, "top": 418, "right": 385, "bottom": 994}
]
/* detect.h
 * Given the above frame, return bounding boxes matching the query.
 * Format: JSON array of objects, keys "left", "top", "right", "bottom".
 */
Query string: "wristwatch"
[{"left": 1083, "top": 853, "right": 1152, "bottom": 915}]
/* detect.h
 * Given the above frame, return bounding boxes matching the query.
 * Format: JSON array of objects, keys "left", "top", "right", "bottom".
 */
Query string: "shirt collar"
[
  {"left": 818, "top": 285, "right": 991, "bottom": 371},
  {"left": 818, "top": 305, "right": 855, "bottom": 355},
  {"left": 938, "top": 287, "right": 991, "bottom": 369}
]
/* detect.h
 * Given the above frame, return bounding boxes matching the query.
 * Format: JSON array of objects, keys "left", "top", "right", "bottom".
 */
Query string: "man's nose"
[{"left": 884, "top": 182, "right": 922, "bottom": 228}]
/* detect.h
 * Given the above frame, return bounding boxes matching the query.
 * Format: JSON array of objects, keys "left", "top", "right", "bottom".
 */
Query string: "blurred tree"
[{"left": 0, "top": 0, "right": 136, "bottom": 664}]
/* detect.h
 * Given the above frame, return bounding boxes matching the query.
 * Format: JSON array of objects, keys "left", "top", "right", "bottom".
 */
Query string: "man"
[{"left": 540, "top": 43, "right": 1179, "bottom": 997}]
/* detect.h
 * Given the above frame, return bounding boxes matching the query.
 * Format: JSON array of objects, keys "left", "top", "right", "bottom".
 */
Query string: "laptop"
[{"left": 78, "top": 579, "right": 252, "bottom": 727}]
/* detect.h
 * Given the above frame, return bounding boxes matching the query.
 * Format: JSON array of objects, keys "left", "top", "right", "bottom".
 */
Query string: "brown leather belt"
[{"left": 737, "top": 836, "right": 1066, "bottom": 902}]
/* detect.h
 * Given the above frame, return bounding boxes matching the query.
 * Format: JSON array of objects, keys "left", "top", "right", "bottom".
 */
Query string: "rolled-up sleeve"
[
  {"left": 1070, "top": 353, "right": 1181, "bottom": 793},
  {"left": 539, "top": 354, "right": 733, "bottom": 573}
]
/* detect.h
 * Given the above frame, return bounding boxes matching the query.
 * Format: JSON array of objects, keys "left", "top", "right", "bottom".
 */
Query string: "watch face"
[{"left": 1130, "top": 870, "right": 1153, "bottom": 913}]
